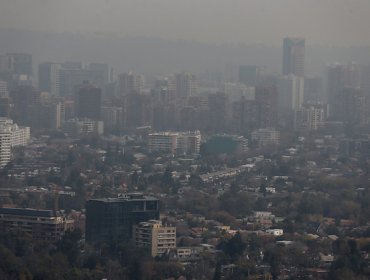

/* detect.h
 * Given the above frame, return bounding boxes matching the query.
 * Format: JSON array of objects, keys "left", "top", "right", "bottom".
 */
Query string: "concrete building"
[
  {"left": 326, "top": 64, "right": 361, "bottom": 118},
  {"left": 133, "top": 220, "right": 176, "bottom": 257},
  {"left": 62, "top": 118, "right": 104, "bottom": 138},
  {"left": 251, "top": 128, "right": 280, "bottom": 147},
  {"left": 295, "top": 103, "right": 326, "bottom": 130},
  {"left": 282, "top": 38, "right": 305, "bottom": 77},
  {"left": 38, "top": 62, "right": 62, "bottom": 96},
  {"left": 0, "top": 208, "right": 73, "bottom": 242},
  {"left": 224, "top": 83, "right": 255, "bottom": 102},
  {"left": 238, "top": 65, "right": 264, "bottom": 86},
  {"left": 0, "top": 80, "right": 8, "bottom": 98},
  {"left": 0, "top": 118, "right": 30, "bottom": 167},
  {"left": 175, "top": 72, "right": 197, "bottom": 99},
  {"left": 86, "top": 193, "right": 159, "bottom": 245},
  {"left": 101, "top": 106, "right": 123, "bottom": 134},
  {"left": 74, "top": 82, "right": 102, "bottom": 121},
  {"left": 277, "top": 74, "right": 304, "bottom": 117},
  {"left": 117, "top": 72, "right": 144, "bottom": 96},
  {"left": 148, "top": 131, "right": 201, "bottom": 155}
]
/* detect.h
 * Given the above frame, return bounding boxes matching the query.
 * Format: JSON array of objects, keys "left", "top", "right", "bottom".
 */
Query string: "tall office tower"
[
  {"left": 334, "top": 87, "right": 365, "bottom": 124},
  {"left": 0, "top": 80, "right": 8, "bottom": 98},
  {"left": 124, "top": 93, "right": 152, "bottom": 128},
  {"left": 0, "top": 53, "right": 32, "bottom": 90},
  {"left": 101, "top": 106, "right": 123, "bottom": 134},
  {"left": 207, "top": 92, "right": 228, "bottom": 133},
  {"left": 152, "top": 77, "right": 176, "bottom": 104},
  {"left": 255, "top": 85, "right": 278, "bottom": 128},
  {"left": 89, "top": 63, "right": 111, "bottom": 85},
  {"left": 74, "top": 82, "right": 102, "bottom": 121},
  {"left": 326, "top": 63, "right": 360, "bottom": 112},
  {"left": 238, "top": 65, "right": 264, "bottom": 86},
  {"left": 117, "top": 72, "right": 144, "bottom": 96},
  {"left": 85, "top": 193, "right": 159, "bottom": 245},
  {"left": 231, "top": 98, "right": 258, "bottom": 133},
  {"left": 38, "top": 62, "right": 62, "bottom": 95},
  {"left": 295, "top": 103, "right": 326, "bottom": 130},
  {"left": 277, "top": 74, "right": 305, "bottom": 117},
  {"left": 0, "top": 98, "right": 10, "bottom": 118},
  {"left": 10, "top": 86, "right": 41, "bottom": 126},
  {"left": 133, "top": 220, "right": 176, "bottom": 257},
  {"left": 304, "top": 77, "right": 323, "bottom": 102},
  {"left": 175, "top": 72, "right": 197, "bottom": 99},
  {"left": 4, "top": 53, "right": 32, "bottom": 76},
  {"left": 59, "top": 61, "right": 107, "bottom": 97},
  {"left": 282, "top": 38, "right": 305, "bottom": 77}
]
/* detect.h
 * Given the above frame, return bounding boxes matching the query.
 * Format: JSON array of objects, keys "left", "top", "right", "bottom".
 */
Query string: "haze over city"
[
  {"left": 1, "top": 0, "right": 370, "bottom": 46},
  {"left": 0, "top": 1, "right": 370, "bottom": 280}
]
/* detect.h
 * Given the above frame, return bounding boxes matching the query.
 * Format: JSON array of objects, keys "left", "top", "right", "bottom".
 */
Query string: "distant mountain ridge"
[{"left": 0, "top": 28, "right": 369, "bottom": 80}]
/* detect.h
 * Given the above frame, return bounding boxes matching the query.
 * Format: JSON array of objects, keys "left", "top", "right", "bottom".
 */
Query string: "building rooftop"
[
  {"left": 0, "top": 207, "right": 61, "bottom": 217},
  {"left": 88, "top": 193, "right": 158, "bottom": 203}
]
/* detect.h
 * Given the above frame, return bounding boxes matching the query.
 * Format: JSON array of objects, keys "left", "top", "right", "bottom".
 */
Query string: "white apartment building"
[
  {"left": 148, "top": 131, "right": 201, "bottom": 155},
  {"left": 133, "top": 220, "right": 176, "bottom": 257},
  {"left": 0, "top": 118, "right": 30, "bottom": 167}
]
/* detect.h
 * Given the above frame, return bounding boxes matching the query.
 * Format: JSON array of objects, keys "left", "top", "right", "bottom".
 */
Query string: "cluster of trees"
[{"left": 0, "top": 229, "right": 188, "bottom": 280}]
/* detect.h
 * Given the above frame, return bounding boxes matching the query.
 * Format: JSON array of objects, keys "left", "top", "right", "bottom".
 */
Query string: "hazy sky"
[{"left": 1, "top": 0, "right": 370, "bottom": 46}]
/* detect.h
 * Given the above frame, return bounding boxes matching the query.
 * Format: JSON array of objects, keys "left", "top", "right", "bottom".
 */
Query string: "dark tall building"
[
  {"left": 255, "top": 85, "right": 278, "bottom": 128},
  {"left": 85, "top": 193, "right": 159, "bottom": 245},
  {"left": 282, "top": 38, "right": 305, "bottom": 77},
  {"left": 10, "top": 85, "right": 41, "bottom": 126},
  {"left": 75, "top": 83, "right": 102, "bottom": 120}
]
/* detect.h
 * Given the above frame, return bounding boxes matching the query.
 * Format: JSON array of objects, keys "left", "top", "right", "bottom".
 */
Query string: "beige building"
[
  {"left": 0, "top": 208, "right": 74, "bottom": 242},
  {"left": 133, "top": 220, "right": 176, "bottom": 257}
]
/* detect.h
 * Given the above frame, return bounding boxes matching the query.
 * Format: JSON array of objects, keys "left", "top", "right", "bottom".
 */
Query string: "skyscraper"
[
  {"left": 277, "top": 74, "right": 305, "bottom": 117},
  {"left": 38, "top": 62, "right": 62, "bottom": 96},
  {"left": 74, "top": 82, "right": 102, "bottom": 121},
  {"left": 282, "top": 38, "right": 305, "bottom": 77}
]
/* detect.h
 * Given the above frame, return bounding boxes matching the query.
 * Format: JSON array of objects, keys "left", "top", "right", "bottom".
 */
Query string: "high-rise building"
[
  {"left": 74, "top": 82, "right": 102, "bottom": 121},
  {"left": 295, "top": 103, "right": 326, "bottom": 130},
  {"left": 85, "top": 193, "right": 159, "bottom": 245},
  {"left": 334, "top": 87, "right": 365, "bottom": 124},
  {"left": 4, "top": 53, "right": 32, "bottom": 76},
  {"left": 175, "top": 72, "right": 197, "bottom": 99},
  {"left": 277, "top": 75, "right": 304, "bottom": 117},
  {"left": 0, "top": 118, "right": 30, "bottom": 167},
  {"left": 10, "top": 85, "right": 41, "bottom": 126},
  {"left": 0, "top": 80, "right": 8, "bottom": 98},
  {"left": 238, "top": 65, "right": 264, "bottom": 86},
  {"left": 282, "top": 38, "right": 305, "bottom": 77},
  {"left": 326, "top": 63, "right": 360, "bottom": 115},
  {"left": 38, "top": 62, "right": 62, "bottom": 96},
  {"left": 117, "top": 72, "right": 144, "bottom": 96},
  {"left": 133, "top": 220, "right": 176, "bottom": 257},
  {"left": 0, "top": 53, "right": 32, "bottom": 90},
  {"left": 60, "top": 67, "right": 106, "bottom": 97},
  {"left": 255, "top": 85, "right": 278, "bottom": 128}
]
